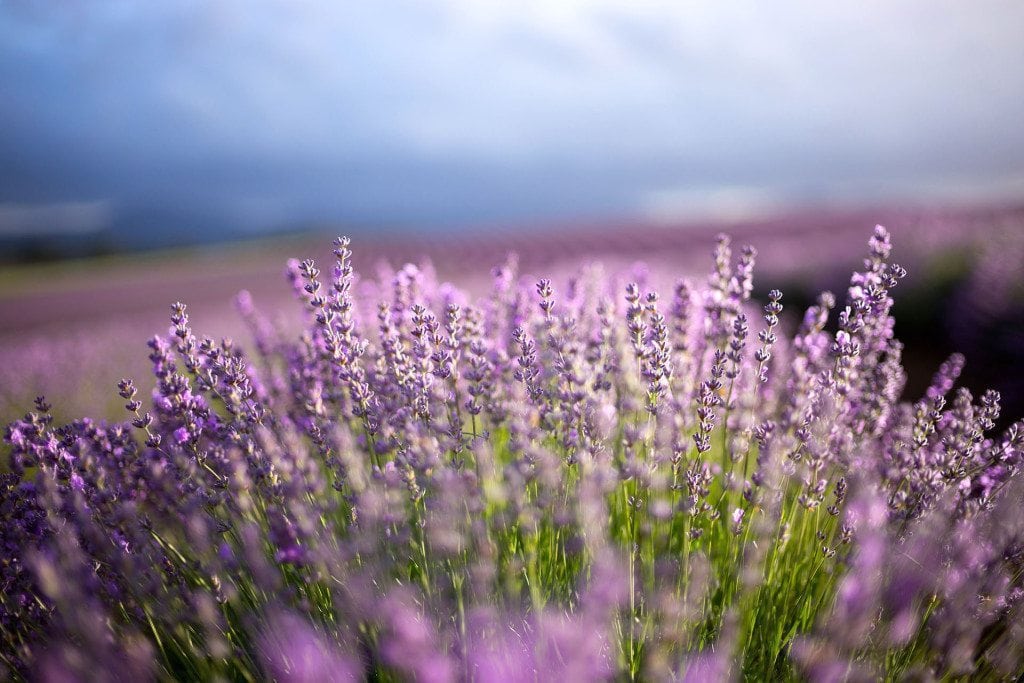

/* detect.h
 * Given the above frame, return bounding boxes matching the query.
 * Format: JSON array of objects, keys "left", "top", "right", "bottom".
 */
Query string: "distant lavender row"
[
  {"left": 3, "top": 207, "right": 1020, "bottom": 428},
  {"left": 2, "top": 227, "right": 1023, "bottom": 680}
]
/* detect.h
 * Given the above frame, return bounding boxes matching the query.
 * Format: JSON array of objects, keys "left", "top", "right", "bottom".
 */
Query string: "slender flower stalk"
[{"left": 1, "top": 228, "right": 1022, "bottom": 682}]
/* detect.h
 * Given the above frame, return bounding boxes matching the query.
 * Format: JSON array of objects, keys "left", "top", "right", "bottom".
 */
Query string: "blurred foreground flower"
[{"left": 2, "top": 227, "right": 1022, "bottom": 680}]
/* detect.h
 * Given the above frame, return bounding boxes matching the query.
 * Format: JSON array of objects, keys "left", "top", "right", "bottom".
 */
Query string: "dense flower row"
[{"left": 2, "top": 227, "right": 1023, "bottom": 680}]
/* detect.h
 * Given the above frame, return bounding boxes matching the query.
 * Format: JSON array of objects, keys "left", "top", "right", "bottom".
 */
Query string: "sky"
[{"left": 2, "top": 0, "right": 1023, "bottom": 246}]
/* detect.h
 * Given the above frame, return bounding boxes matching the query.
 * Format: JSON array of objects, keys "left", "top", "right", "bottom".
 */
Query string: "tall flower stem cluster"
[{"left": 3, "top": 227, "right": 1024, "bottom": 681}]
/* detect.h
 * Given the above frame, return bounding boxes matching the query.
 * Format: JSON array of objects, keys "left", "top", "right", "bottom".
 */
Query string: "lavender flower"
[{"left": 1, "top": 227, "right": 1022, "bottom": 681}]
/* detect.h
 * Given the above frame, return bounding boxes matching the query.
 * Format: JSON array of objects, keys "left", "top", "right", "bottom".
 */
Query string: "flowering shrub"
[{"left": 2, "top": 227, "right": 1022, "bottom": 680}]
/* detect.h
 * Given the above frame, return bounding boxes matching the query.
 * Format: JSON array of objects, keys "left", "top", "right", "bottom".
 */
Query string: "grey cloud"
[
  {"left": 1, "top": 1, "right": 1022, "bottom": 241},
  {"left": 0, "top": 201, "right": 112, "bottom": 236}
]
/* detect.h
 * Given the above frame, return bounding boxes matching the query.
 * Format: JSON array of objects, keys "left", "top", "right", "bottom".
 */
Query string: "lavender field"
[
  {"left": 2, "top": 213, "right": 1024, "bottom": 681},
  {"left": 6, "top": 0, "right": 1024, "bottom": 679}
]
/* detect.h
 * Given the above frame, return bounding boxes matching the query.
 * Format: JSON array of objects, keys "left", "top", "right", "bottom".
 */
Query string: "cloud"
[
  {"left": 0, "top": 201, "right": 113, "bottom": 236},
  {"left": 0, "top": 1, "right": 1023, "bottom": 235},
  {"left": 639, "top": 186, "right": 793, "bottom": 225}
]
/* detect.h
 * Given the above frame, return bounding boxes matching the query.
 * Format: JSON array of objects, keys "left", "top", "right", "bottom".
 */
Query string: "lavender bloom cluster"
[{"left": 2, "top": 227, "right": 1023, "bottom": 681}]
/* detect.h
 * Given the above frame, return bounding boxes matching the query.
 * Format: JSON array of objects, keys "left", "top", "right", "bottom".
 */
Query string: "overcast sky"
[{"left": 2, "top": 0, "right": 1023, "bottom": 240}]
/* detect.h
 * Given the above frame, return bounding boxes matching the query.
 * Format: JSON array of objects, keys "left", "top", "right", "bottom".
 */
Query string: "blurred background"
[{"left": 1, "top": 1, "right": 1023, "bottom": 425}]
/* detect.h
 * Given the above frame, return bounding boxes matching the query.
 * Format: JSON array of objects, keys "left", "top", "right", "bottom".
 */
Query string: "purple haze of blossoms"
[{"left": 1, "top": 226, "right": 1023, "bottom": 680}]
